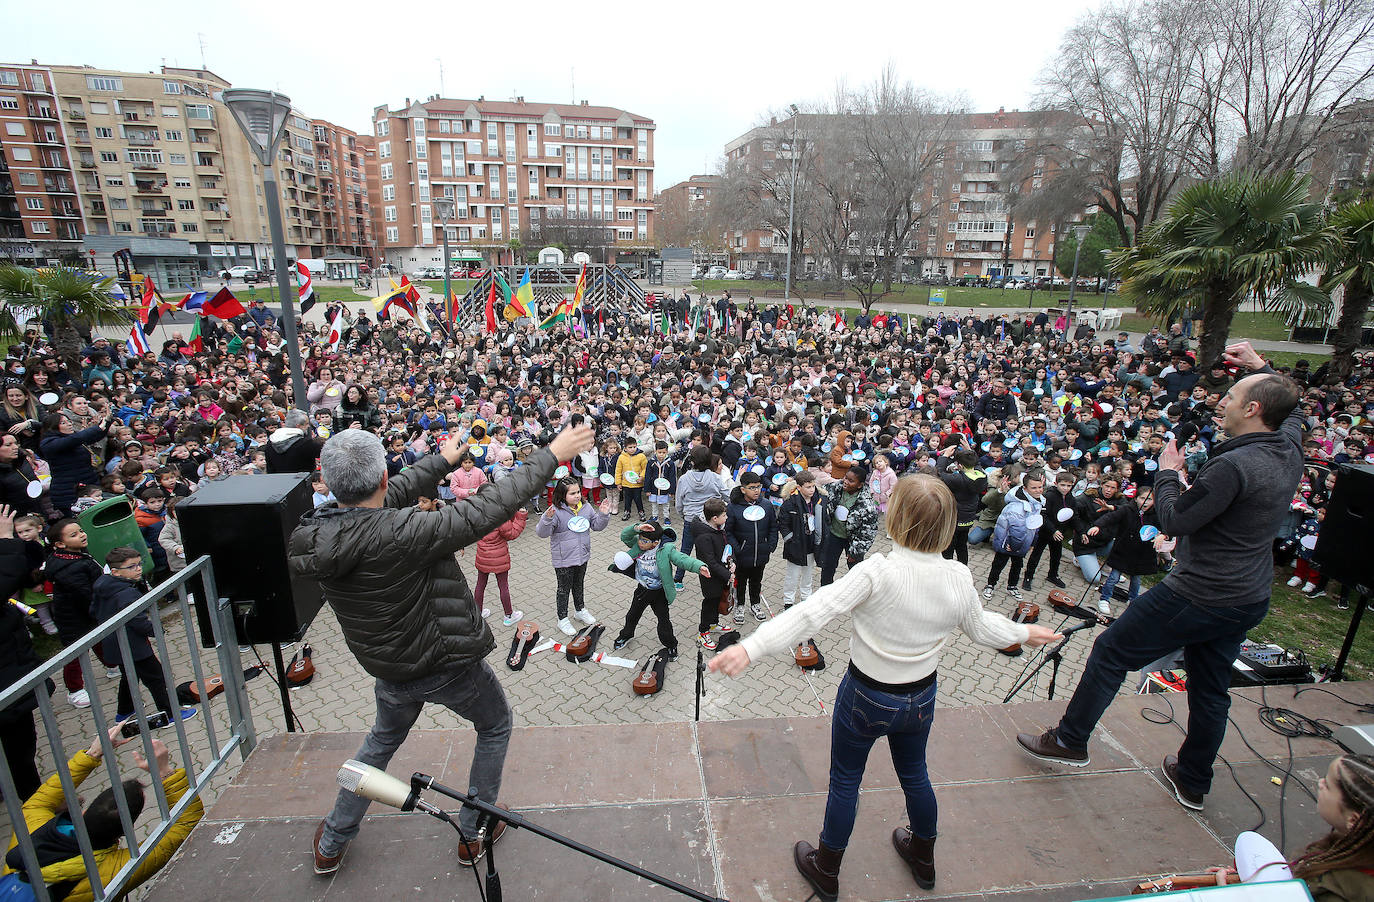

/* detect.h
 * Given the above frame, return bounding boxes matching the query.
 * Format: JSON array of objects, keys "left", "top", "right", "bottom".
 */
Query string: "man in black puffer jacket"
[{"left": 291, "top": 422, "right": 594, "bottom": 875}]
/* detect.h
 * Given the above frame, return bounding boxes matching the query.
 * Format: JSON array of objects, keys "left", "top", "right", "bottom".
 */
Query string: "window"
[
  {"left": 1024, "top": 226, "right": 1035, "bottom": 239},
  {"left": 25, "top": 198, "right": 44, "bottom": 210},
  {"left": 375, "top": 119, "right": 389, "bottom": 137},
  {"left": 380, "top": 162, "right": 392, "bottom": 180},
  {"left": 184, "top": 104, "right": 212, "bottom": 120},
  {"left": 89, "top": 101, "right": 108, "bottom": 115},
  {"left": 545, "top": 123, "right": 559, "bottom": 136},
  {"left": 16, "top": 172, "right": 37, "bottom": 186},
  {"left": 115, "top": 220, "right": 131, "bottom": 232},
  {"left": 173, "top": 177, "right": 191, "bottom": 188},
  {"left": 30, "top": 222, "right": 50, "bottom": 233},
  {"left": 949, "top": 202, "right": 959, "bottom": 213},
  {"left": 169, "top": 153, "right": 186, "bottom": 165},
  {"left": 0, "top": 96, "right": 16, "bottom": 110},
  {"left": 0, "top": 72, "right": 16, "bottom": 86},
  {"left": 9, "top": 147, "right": 32, "bottom": 161},
  {"left": 527, "top": 125, "right": 537, "bottom": 158},
  {"left": 438, "top": 119, "right": 450, "bottom": 134},
  {"left": 378, "top": 141, "right": 390, "bottom": 159},
  {"left": 163, "top": 81, "right": 181, "bottom": 94},
  {"left": 618, "top": 229, "right": 633, "bottom": 240},
  {"left": 382, "top": 184, "right": 395, "bottom": 201},
  {"left": 126, "top": 150, "right": 163, "bottom": 164},
  {"left": 177, "top": 199, "right": 194, "bottom": 210},
  {"left": 109, "top": 197, "right": 127, "bottom": 209},
  {"left": 99, "top": 151, "right": 118, "bottom": 162},
  {"left": 384, "top": 205, "right": 396, "bottom": 222},
  {"left": 617, "top": 209, "right": 633, "bottom": 221},
  {"left": 181, "top": 222, "right": 197, "bottom": 232},
  {"left": 4, "top": 122, "right": 23, "bottom": 136},
  {"left": 945, "top": 242, "right": 955, "bottom": 253},
  {"left": 385, "top": 226, "right": 398, "bottom": 242},
  {"left": 576, "top": 126, "right": 587, "bottom": 139},
  {"left": 94, "top": 127, "right": 113, "bottom": 139},
  {"left": 564, "top": 124, "right": 574, "bottom": 138},
  {"left": 105, "top": 176, "right": 123, "bottom": 186},
  {"left": 86, "top": 76, "right": 123, "bottom": 91},
  {"left": 164, "top": 129, "right": 182, "bottom": 141}
]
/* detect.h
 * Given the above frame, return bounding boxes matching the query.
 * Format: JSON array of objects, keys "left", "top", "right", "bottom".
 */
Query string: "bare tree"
[{"left": 527, "top": 211, "right": 616, "bottom": 259}]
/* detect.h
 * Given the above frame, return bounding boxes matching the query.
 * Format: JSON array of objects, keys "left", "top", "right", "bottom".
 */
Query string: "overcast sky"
[{"left": 11, "top": 0, "right": 1098, "bottom": 187}]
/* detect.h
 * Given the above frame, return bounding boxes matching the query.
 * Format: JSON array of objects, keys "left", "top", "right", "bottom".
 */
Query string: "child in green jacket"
[{"left": 612, "top": 521, "right": 709, "bottom": 660}]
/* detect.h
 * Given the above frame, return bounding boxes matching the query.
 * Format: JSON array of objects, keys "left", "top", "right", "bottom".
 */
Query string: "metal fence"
[{"left": 0, "top": 555, "right": 257, "bottom": 901}]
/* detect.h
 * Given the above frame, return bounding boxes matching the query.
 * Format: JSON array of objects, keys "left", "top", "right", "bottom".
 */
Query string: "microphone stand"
[
  {"left": 695, "top": 648, "right": 705, "bottom": 723},
  {"left": 1003, "top": 619, "right": 1102, "bottom": 704},
  {"left": 410, "top": 773, "right": 729, "bottom": 902}
]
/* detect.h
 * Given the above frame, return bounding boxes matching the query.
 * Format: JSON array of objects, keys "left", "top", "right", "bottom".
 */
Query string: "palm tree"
[
  {"left": 0, "top": 265, "right": 134, "bottom": 366},
  {"left": 1109, "top": 171, "right": 1332, "bottom": 368},
  {"left": 1321, "top": 200, "right": 1374, "bottom": 383}
]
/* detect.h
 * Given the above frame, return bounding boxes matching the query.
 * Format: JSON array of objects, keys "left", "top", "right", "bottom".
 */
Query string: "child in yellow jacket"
[{"left": 616, "top": 446, "right": 648, "bottom": 522}]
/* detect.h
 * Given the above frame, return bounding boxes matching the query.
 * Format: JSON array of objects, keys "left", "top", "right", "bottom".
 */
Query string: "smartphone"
[{"left": 119, "top": 711, "right": 171, "bottom": 738}]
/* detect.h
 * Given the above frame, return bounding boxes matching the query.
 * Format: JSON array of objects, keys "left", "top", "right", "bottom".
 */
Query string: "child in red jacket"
[{"left": 474, "top": 509, "right": 528, "bottom": 626}]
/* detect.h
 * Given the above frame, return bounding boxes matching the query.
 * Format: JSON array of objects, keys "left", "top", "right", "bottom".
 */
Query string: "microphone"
[
  {"left": 337, "top": 760, "right": 444, "bottom": 816},
  {"left": 1058, "top": 620, "right": 1100, "bottom": 637}
]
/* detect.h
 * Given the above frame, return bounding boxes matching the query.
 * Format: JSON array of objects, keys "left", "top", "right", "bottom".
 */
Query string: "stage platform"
[{"left": 144, "top": 681, "right": 1374, "bottom": 901}]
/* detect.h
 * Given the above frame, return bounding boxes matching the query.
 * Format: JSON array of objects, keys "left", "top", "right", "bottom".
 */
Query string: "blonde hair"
[{"left": 885, "top": 474, "right": 957, "bottom": 553}]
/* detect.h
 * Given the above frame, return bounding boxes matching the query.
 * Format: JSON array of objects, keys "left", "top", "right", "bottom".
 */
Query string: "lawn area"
[
  {"left": 420, "top": 279, "right": 477, "bottom": 296},
  {"left": 1263, "top": 349, "right": 1331, "bottom": 369},
  {"left": 1251, "top": 573, "right": 1368, "bottom": 681},
  {"left": 239, "top": 284, "right": 372, "bottom": 305},
  {"left": 1119, "top": 310, "right": 1293, "bottom": 342},
  {"left": 691, "top": 280, "right": 1098, "bottom": 309}
]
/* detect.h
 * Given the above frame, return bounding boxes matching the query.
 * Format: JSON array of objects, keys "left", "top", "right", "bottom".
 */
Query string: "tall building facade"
[
  {"left": 0, "top": 63, "right": 83, "bottom": 264},
  {"left": 369, "top": 96, "right": 655, "bottom": 272},
  {"left": 312, "top": 118, "right": 373, "bottom": 259},
  {"left": 722, "top": 108, "right": 1091, "bottom": 281}
]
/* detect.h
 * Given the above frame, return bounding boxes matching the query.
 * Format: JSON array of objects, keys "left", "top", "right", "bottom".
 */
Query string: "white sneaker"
[
  {"left": 105, "top": 667, "right": 121, "bottom": 680},
  {"left": 557, "top": 618, "right": 576, "bottom": 636},
  {"left": 68, "top": 689, "right": 91, "bottom": 709},
  {"left": 1286, "top": 575, "right": 1303, "bottom": 587},
  {"left": 481, "top": 607, "right": 491, "bottom": 619},
  {"left": 1097, "top": 598, "right": 1111, "bottom": 614},
  {"left": 982, "top": 586, "right": 995, "bottom": 600},
  {"left": 1301, "top": 582, "right": 1316, "bottom": 594},
  {"left": 573, "top": 608, "right": 597, "bottom": 626},
  {"left": 502, "top": 610, "right": 524, "bottom": 627}
]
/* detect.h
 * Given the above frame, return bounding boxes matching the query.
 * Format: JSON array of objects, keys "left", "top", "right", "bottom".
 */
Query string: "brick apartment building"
[
  {"left": 369, "top": 96, "right": 655, "bottom": 273},
  {"left": 0, "top": 63, "right": 82, "bottom": 264},
  {"left": 655, "top": 174, "right": 723, "bottom": 256},
  {"left": 722, "top": 108, "right": 1092, "bottom": 281}
]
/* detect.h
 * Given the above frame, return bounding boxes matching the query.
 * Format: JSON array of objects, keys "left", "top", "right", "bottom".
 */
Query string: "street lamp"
[
  {"left": 784, "top": 103, "right": 800, "bottom": 302},
  {"left": 222, "top": 89, "right": 308, "bottom": 411},
  {"left": 434, "top": 197, "right": 455, "bottom": 326},
  {"left": 1061, "top": 223, "right": 1091, "bottom": 340}
]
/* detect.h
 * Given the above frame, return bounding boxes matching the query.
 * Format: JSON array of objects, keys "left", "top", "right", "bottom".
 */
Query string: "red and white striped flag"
[
  {"left": 296, "top": 262, "right": 316, "bottom": 315},
  {"left": 327, "top": 307, "right": 344, "bottom": 351},
  {"left": 126, "top": 320, "right": 150, "bottom": 356}
]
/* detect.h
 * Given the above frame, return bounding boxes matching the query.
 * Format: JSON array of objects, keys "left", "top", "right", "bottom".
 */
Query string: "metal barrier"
[{"left": 0, "top": 555, "right": 257, "bottom": 901}]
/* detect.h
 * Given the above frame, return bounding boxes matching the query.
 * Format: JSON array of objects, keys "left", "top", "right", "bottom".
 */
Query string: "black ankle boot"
[
  {"left": 892, "top": 826, "right": 936, "bottom": 889},
  {"left": 793, "top": 839, "right": 843, "bottom": 901}
]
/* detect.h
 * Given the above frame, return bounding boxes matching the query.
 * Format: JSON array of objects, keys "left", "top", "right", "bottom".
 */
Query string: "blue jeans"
[
  {"left": 820, "top": 671, "right": 938, "bottom": 850},
  {"left": 1098, "top": 569, "right": 1141, "bottom": 603},
  {"left": 320, "top": 660, "right": 512, "bottom": 853},
  {"left": 1056, "top": 582, "right": 1268, "bottom": 796},
  {"left": 672, "top": 518, "right": 695, "bottom": 582},
  {"left": 968, "top": 526, "right": 993, "bottom": 546}
]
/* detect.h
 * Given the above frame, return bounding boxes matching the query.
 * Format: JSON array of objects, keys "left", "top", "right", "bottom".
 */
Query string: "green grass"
[
  {"left": 1120, "top": 311, "right": 1292, "bottom": 342},
  {"left": 420, "top": 280, "right": 477, "bottom": 296},
  {"left": 691, "top": 280, "right": 1099, "bottom": 309},
  {"left": 1262, "top": 350, "right": 1331, "bottom": 369},
  {"left": 1252, "top": 574, "right": 1369, "bottom": 680},
  {"left": 239, "top": 284, "right": 371, "bottom": 305}
]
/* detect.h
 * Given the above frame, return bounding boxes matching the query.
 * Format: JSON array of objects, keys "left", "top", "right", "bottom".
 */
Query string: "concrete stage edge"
[{"left": 145, "top": 682, "right": 1374, "bottom": 902}]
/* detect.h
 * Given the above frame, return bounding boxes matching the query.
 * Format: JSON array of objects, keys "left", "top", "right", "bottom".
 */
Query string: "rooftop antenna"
[
  {"left": 436, "top": 58, "right": 444, "bottom": 96},
  {"left": 198, "top": 33, "right": 207, "bottom": 69},
  {"left": 570, "top": 67, "right": 575, "bottom": 104}
]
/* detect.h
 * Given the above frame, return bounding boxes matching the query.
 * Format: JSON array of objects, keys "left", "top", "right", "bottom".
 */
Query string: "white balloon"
[
  {"left": 852, "top": 450, "right": 866, "bottom": 460},
  {"left": 26, "top": 481, "right": 42, "bottom": 499},
  {"left": 1026, "top": 514, "right": 1044, "bottom": 530},
  {"left": 1143, "top": 460, "right": 1159, "bottom": 472},
  {"left": 1299, "top": 534, "right": 1318, "bottom": 550},
  {"left": 1099, "top": 402, "right": 1114, "bottom": 413},
  {"left": 554, "top": 465, "right": 569, "bottom": 478},
  {"left": 38, "top": 392, "right": 58, "bottom": 406},
  {"left": 625, "top": 471, "right": 640, "bottom": 483},
  {"left": 835, "top": 505, "right": 850, "bottom": 522},
  {"left": 613, "top": 551, "right": 634, "bottom": 570},
  {"left": 751, "top": 464, "right": 765, "bottom": 475},
  {"left": 1056, "top": 507, "right": 1074, "bottom": 522}
]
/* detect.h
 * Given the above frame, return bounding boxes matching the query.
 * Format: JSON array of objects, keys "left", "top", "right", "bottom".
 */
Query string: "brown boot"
[
  {"left": 892, "top": 826, "right": 936, "bottom": 889},
  {"left": 793, "top": 839, "right": 843, "bottom": 902}
]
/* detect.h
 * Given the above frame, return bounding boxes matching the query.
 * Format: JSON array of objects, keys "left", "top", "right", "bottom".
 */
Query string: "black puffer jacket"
[
  {"left": 45, "top": 548, "right": 102, "bottom": 639},
  {"left": 939, "top": 466, "right": 988, "bottom": 526},
  {"left": 288, "top": 448, "right": 557, "bottom": 683}
]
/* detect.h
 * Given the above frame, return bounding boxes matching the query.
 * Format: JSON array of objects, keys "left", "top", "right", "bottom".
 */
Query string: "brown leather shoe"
[
  {"left": 793, "top": 839, "right": 843, "bottom": 902},
  {"left": 456, "top": 807, "right": 509, "bottom": 867},
  {"left": 892, "top": 826, "right": 936, "bottom": 889},
  {"left": 313, "top": 820, "right": 345, "bottom": 876},
  {"left": 1016, "top": 728, "right": 1090, "bottom": 767},
  {"left": 1162, "top": 754, "right": 1205, "bottom": 810}
]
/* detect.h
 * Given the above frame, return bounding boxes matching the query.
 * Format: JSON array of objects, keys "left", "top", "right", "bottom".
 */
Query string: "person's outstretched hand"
[
  {"left": 708, "top": 644, "right": 751, "bottom": 676},
  {"left": 1022, "top": 625, "right": 1064, "bottom": 648},
  {"left": 133, "top": 739, "right": 172, "bottom": 780},
  {"left": 548, "top": 425, "right": 596, "bottom": 463},
  {"left": 1222, "top": 341, "right": 1266, "bottom": 373}
]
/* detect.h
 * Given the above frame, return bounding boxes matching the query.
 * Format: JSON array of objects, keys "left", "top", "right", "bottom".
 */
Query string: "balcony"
[
  {"left": 43, "top": 181, "right": 76, "bottom": 194},
  {"left": 126, "top": 134, "right": 156, "bottom": 146},
  {"left": 79, "top": 160, "right": 96, "bottom": 169},
  {"left": 135, "top": 183, "right": 164, "bottom": 194},
  {"left": 133, "top": 163, "right": 164, "bottom": 171},
  {"left": 141, "top": 227, "right": 176, "bottom": 236},
  {"left": 67, "top": 110, "right": 85, "bottom": 120}
]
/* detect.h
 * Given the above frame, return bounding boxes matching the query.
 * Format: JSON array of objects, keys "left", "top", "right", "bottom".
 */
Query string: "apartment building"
[
  {"left": 1302, "top": 99, "right": 1374, "bottom": 204},
  {"left": 312, "top": 119, "right": 373, "bottom": 260},
  {"left": 0, "top": 63, "right": 83, "bottom": 264},
  {"left": 722, "top": 108, "right": 1090, "bottom": 281},
  {"left": 370, "top": 96, "right": 655, "bottom": 271},
  {"left": 655, "top": 174, "right": 722, "bottom": 250}
]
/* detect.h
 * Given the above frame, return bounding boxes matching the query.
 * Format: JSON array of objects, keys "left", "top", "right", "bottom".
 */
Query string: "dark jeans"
[
  {"left": 1025, "top": 531, "right": 1063, "bottom": 581},
  {"left": 819, "top": 530, "right": 861, "bottom": 586},
  {"left": 0, "top": 711, "right": 40, "bottom": 802},
  {"left": 116, "top": 655, "right": 177, "bottom": 720},
  {"left": 553, "top": 563, "right": 588, "bottom": 619},
  {"left": 734, "top": 562, "right": 765, "bottom": 607},
  {"left": 986, "top": 551, "right": 1024, "bottom": 589},
  {"left": 616, "top": 585, "right": 676, "bottom": 652},
  {"left": 672, "top": 520, "right": 696, "bottom": 583},
  {"left": 1056, "top": 582, "right": 1268, "bottom": 796},
  {"left": 621, "top": 487, "right": 644, "bottom": 515},
  {"left": 320, "top": 660, "right": 512, "bottom": 852},
  {"left": 942, "top": 525, "right": 971, "bottom": 564},
  {"left": 820, "top": 672, "right": 938, "bottom": 850}
]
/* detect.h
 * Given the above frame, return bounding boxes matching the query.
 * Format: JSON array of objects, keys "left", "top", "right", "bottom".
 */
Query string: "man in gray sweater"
[{"left": 1017, "top": 341, "right": 1303, "bottom": 812}]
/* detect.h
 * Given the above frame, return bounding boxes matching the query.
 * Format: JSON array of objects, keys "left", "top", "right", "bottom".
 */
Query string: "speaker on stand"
[
  {"left": 1311, "top": 462, "right": 1374, "bottom": 682},
  {"left": 178, "top": 473, "right": 322, "bottom": 731}
]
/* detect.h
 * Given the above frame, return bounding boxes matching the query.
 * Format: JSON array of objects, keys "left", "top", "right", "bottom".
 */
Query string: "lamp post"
[
  {"left": 434, "top": 198, "right": 455, "bottom": 328},
  {"left": 784, "top": 103, "right": 800, "bottom": 302},
  {"left": 222, "top": 89, "right": 308, "bottom": 411},
  {"left": 1061, "top": 223, "right": 1091, "bottom": 340}
]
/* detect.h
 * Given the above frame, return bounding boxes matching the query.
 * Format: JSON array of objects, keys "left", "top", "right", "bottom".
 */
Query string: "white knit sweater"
[{"left": 740, "top": 547, "right": 1030, "bottom": 685}]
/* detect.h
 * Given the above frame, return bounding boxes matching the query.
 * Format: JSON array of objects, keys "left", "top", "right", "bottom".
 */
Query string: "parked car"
[
  {"left": 706, "top": 265, "right": 728, "bottom": 279},
  {"left": 220, "top": 265, "right": 258, "bottom": 281},
  {"left": 758, "top": 269, "right": 779, "bottom": 281},
  {"left": 723, "top": 269, "right": 747, "bottom": 280}
]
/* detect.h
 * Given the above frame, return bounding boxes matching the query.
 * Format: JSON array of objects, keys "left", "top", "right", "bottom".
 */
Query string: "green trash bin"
[{"left": 77, "top": 496, "right": 153, "bottom": 577}]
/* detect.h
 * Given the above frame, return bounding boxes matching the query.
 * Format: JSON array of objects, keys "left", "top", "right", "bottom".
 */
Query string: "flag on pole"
[
  {"left": 570, "top": 263, "right": 586, "bottom": 314},
  {"left": 484, "top": 277, "right": 498, "bottom": 334},
  {"left": 201, "top": 287, "right": 247, "bottom": 320},
  {"left": 327, "top": 307, "right": 344, "bottom": 351},
  {"left": 137, "top": 277, "right": 165, "bottom": 330},
  {"left": 126, "top": 320, "right": 150, "bottom": 357},
  {"left": 400, "top": 275, "right": 421, "bottom": 305},
  {"left": 181, "top": 290, "right": 208, "bottom": 312},
  {"left": 187, "top": 314, "right": 204, "bottom": 353},
  {"left": 296, "top": 262, "right": 316, "bottom": 315},
  {"left": 659, "top": 309, "right": 670, "bottom": 335},
  {"left": 505, "top": 268, "right": 533, "bottom": 322},
  {"left": 449, "top": 289, "right": 461, "bottom": 328},
  {"left": 538, "top": 298, "right": 572, "bottom": 330}
]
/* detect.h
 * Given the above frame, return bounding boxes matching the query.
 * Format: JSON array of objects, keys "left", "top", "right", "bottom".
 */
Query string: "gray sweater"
[
  {"left": 675, "top": 469, "right": 730, "bottom": 521},
  {"left": 1154, "top": 385, "right": 1304, "bottom": 607}
]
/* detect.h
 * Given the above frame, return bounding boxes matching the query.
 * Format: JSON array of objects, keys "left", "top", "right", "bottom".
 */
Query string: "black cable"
[
  {"left": 249, "top": 643, "right": 305, "bottom": 732},
  {"left": 1290, "top": 684, "right": 1374, "bottom": 715}
]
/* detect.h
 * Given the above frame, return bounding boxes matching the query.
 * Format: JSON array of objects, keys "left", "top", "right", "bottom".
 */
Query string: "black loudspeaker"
[
  {"left": 1313, "top": 462, "right": 1374, "bottom": 589},
  {"left": 178, "top": 473, "right": 322, "bottom": 647}
]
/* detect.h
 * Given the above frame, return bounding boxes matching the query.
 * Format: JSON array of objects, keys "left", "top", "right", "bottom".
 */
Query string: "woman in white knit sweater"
[{"left": 710, "top": 473, "right": 1060, "bottom": 901}]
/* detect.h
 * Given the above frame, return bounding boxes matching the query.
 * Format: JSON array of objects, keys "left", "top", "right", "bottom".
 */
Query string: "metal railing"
[{"left": 0, "top": 555, "right": 256, "bottom": 901}]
